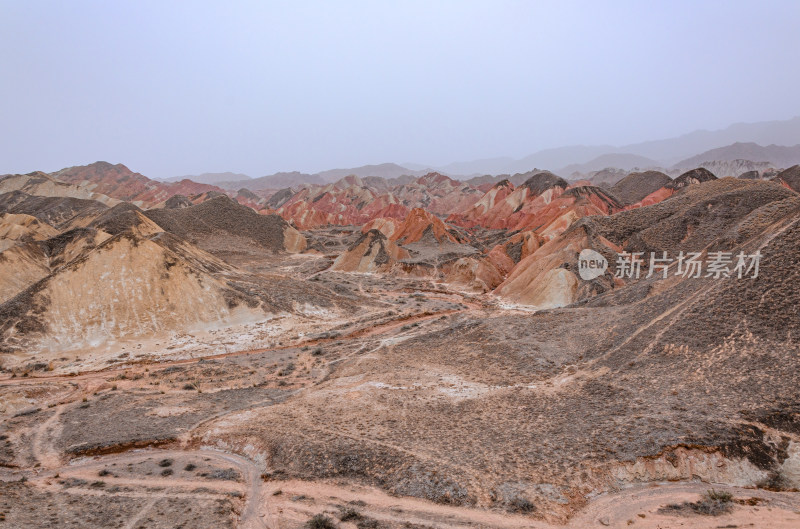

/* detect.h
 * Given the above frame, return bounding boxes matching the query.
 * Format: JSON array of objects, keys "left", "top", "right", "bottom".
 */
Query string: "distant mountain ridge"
[
  {"left": 217, "top": 171, "right": 324, "bottom": 191},
  {"left": 163, "top": 172, "right": 252, "bottom": 185},
  {"left": 125, "top": 117, "right": 800, "bottom": 191},
  {"left": 317, "top": 163, "right": 430, "bottom": 182},
  {"left": 559, "top": 153, "right": 661, "bottom": 176},
  {"left": 214, "top": 163, "right": 431, "bottom": 191},
  {"left": 623, "top": 116, "right": 800, "bottom": 163},
  {"left": 673, "top": 142, "right": 800, "bottom": 168},
  {"left": 694, "top": 160, "right": 777, "bottom": 178},
  {"left": 411, "top": 116, "right": 800, "bottom": 176}
]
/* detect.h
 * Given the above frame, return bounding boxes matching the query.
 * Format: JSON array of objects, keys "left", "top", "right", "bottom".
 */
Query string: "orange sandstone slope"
[
  {"left": 330, "top": 229, "right": 410, "bottom": 273},
  {"left": 391, "top": 172, "right": 482, "bottom": 215},
  {"left": 361, "top": 217, "right": 403, "bottom": 238},
  {"left": 390, "top": 207, "right": 458, "bottom": 244},
  {"left": 275, "top": 173, "right": 480, "bottom": 229},
  {"left": 448, "top": 171, "right": 623, "bottom": 240},
  {"left": 523, "top": 185, "right": 623, "bottom": 238},
  {"left": 484, "top": 230, "right": 543, "bottom": 277},
  {"left": 772, "top": 164, "right": 800, "bottom": 193},
  {"left": 276, "top": 177, "right": 404, "bottom": 229},
  {"left": 445, "top": 178, "right": 517, "bottom": 227},
  {"left": 495, "top": 176, "right": 798, "bottom": 309},
  {"left": 449, "top": 172, "right": 568, "bottom": 225}
]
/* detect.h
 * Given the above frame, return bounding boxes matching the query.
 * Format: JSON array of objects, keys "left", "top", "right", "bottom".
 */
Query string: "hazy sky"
[{"left": 1, "top": 1, "right": 799, "bottom": 178}]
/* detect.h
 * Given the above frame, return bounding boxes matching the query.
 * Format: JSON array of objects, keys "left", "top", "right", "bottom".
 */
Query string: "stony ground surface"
[
  {"left": 2, "top": 178, "right": 800, "bottom": 528},
  {"left": 2, "top": 249, "right": 799, "bottom": 528}
]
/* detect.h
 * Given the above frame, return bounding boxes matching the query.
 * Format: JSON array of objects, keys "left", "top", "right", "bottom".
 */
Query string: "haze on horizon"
[{"left": 1, "top": 0, "right": 799, "bottom": 179}]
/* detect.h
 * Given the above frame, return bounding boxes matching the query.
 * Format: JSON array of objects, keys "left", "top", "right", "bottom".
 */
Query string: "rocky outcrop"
[
  {"left": 0, "top": 213, "right": 59, "bottom": 252},
  {"left": 0, "top": 172, "right": 118, "bottom": 206},
  {"left": 636, "top": 167, "right": 719, "bottom": 207},
  {"left": 52, "top": 161, "right": 222, "bottom": 208},
  {"left": 0, "top": 191, "right": 111, "bottom": 231},
  {"left": 391, "top": 208, "right": 457, "bottom": 244},
  {"left": 145, "top": 195, "right": 306, "bottom": 255},
  {"left": 493, "top": 224, "right": 616, "bottom": 309},
  {"left": 495, "top": 177, "right": 798, "bottom": 308},
  {"left": 446, "top": 174, "right": 617, "bottom": 238},
  {"left": 0, "top": 230, "right": 261, "bottom": 353},
  {"left": 519, "top": 171, "right": 569, "bottom": 195},
  {"left": 331, "top": 229, "right": 410, "bottom": 273},
  {"left": 611, "top": 171, "right": 671, "bottom": 206},
  {"left": 274, "top": 173, "right": 479, "bottom": 229},
  {"left": 666, "top": 167, "right": 718, "bottom": 189},
  {"left": 361, "top": 217, "right": 402, "bottom": 238},
  {"left": 773, "top": 165, "right": 800, "bottom": 193}
]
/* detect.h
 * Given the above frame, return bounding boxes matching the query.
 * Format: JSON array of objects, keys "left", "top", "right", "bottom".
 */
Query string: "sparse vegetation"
[
  {"left": 660, "top": 489, "right": 734, "bottom": 516},
  {"left": 277, "top": 363, "right": 295, "bottom": 376},
  {"left": 355, "top": 518, "right": 381, "bottom": 529},
  {"left": 306, "top": 514, "right": 336, "bottom": 529},
  {"left": 508, "top": 497, "right": 536, "bottom": 513},
  {"left": 338, "top": 507, "right": 362, "bottom": 521}
]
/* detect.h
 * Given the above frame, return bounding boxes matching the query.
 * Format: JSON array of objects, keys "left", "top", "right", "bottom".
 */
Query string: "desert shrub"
[
  {"left": 704, "top": 490, "right": 732, "bottom": 502},
  {"left": 692, "top": 490, "right": 733, "bottom": 515},
  {"left": 355, "top": 518, "right": 380, "bottom": 529},
  {"left": 277, "top": 363, "right": 295, "bottom": 376},
  {"left": 207, "top": 468, "right": 240, "bottom": 481},
  {"left": 306, "top": 514, "right": 336, "bottom": 529},
  {"left": 509, "top": 497, "right": 536, "bottom": 513},
  {"left": 338, "top": 507, "right": 362, "bottom": 521},
  {"left": 659, "top": 489, "right": 733, "bottom": 516}
]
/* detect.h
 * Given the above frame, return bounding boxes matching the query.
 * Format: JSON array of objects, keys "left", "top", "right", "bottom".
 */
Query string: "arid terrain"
[{"left": 1, "top": 162, "right": 800, "bottom": 529}]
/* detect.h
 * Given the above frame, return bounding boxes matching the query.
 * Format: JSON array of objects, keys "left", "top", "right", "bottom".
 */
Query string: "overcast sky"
[{"left": 1, "top": 1, "right": 799, "bottom": 178}]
